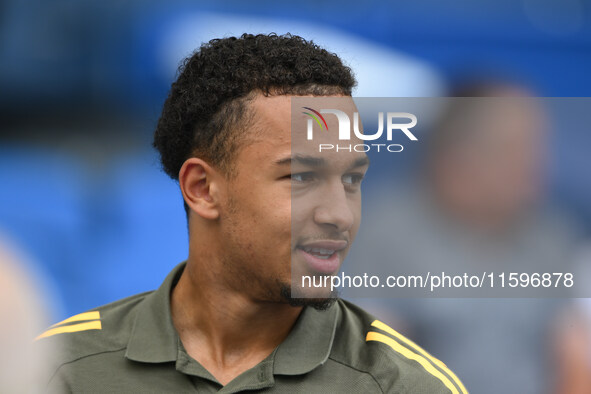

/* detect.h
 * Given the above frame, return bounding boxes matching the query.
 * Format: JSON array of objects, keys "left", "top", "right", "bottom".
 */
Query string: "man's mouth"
[
  {"left": 295, "top": 240, "right": 347, "bottom": 274},
  {"left": 299, "top": 247, "right": 337, "bottom": 259}
]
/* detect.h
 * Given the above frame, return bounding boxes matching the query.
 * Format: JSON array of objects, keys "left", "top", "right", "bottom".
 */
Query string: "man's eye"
[
  {"left": 342, "top": 173, "right": 365, "bottom": 186},
  {"left": 291, "top": 172, "right": 316, "bottom": 182}
]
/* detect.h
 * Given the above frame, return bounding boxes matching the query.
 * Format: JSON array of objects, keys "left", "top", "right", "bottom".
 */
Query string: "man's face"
[{"left": 217, "top": 94, "right": 368, "bottom": 307}]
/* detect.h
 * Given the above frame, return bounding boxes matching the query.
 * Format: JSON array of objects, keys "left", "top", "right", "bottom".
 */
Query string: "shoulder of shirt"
[
  {"left": 35, "top": 290, "right": 152, "bottom": 371},
  {"left": 331, "top": 299, "right": 467, "bottom": 394}
]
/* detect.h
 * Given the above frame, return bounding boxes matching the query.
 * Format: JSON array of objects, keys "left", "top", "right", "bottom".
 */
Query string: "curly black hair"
[{"left": 153, "top": 33, "right": 356, "bottom": 182}]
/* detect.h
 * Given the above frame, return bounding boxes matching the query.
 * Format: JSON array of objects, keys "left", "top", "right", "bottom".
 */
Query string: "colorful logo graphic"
[{"left": 302, "top": 107, "right": 328, "bottom": 131}]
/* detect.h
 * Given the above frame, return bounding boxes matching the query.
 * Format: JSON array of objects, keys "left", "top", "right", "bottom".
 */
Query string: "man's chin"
[{"left": 279, "top": 284, "right": 339, "bottom": 311}]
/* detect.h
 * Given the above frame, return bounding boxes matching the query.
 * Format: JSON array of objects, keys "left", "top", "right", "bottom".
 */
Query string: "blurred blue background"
[{"left": 1, "top": 0, "right": 591, "bottom": 320}]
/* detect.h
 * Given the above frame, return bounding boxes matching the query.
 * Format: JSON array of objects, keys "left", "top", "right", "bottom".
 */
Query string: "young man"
[{"left": 38, "top": 33, "right": 466, "bottom": 393}]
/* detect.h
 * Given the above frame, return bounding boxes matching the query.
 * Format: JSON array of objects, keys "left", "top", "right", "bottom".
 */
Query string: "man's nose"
[{"left": 313, "top": 180, "right": 355, "bottom": 232}]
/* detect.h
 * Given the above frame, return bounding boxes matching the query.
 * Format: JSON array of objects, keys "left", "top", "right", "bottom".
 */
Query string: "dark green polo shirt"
[{"left": 38, "top": 262, "right": 467, "bottom": 393}]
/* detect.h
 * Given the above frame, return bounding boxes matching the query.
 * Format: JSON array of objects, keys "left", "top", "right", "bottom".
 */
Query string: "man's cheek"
[{"left": 291, "top": 198, "right": 317, "bottom": 224}]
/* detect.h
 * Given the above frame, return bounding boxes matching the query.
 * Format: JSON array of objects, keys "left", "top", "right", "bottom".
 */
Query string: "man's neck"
[{"left": 170, "top": 261, "right": 302, "bottom": 386}]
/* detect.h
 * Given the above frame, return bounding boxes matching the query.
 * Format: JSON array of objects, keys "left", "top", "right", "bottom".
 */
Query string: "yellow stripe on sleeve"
[
  {"left": 36, "top": 320, "right": 102, "bottom": 340},
  {"left": 366, "top": 331, "right": 459, "bottom": 394},
  {"left": 371, "top": 320, "right": 468, "bottom": 394},
  {"left": 48, "top": 311, "right": 101, "bottom": 328}
]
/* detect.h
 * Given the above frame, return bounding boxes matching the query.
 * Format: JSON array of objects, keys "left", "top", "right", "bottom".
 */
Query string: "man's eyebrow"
[
  {"left": 349, "top": 156, "right": 370, "bottom": 170},
  {"left": 275, "top": 155, "right": 327, "bottom": 167},
  {"left": 275, "top": 155, "right": 370, "bottom": 169}
]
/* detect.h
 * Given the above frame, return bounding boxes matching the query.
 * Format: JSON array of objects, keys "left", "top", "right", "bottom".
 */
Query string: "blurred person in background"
[
  {"left": 354, "top": 80, "right": 583, "bottom": 393},
  {"left": 554, "top": 299, "right": 591, "bottom": 394},
  {"left": 0, "top": 233, "right": 53, "bottom": 393},
  {"left": 554, "top": 246, "right": 591, "bottom": 394}
]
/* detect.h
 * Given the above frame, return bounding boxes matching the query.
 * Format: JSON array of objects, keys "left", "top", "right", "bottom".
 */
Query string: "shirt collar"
[
  {"left": 125, "top": 261, "right": 340, "bottom": 376},
  {"left": 125, "top": 262, "right": 185, "bottom": 363},
  {"left": 272, "top": 300, "right": 340, "bottom": 375}
]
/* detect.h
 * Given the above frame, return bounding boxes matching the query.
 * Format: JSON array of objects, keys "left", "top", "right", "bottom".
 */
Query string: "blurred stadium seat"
[
  {"left": 0, "top": 145, "right": 188, "bottom": 319},
  {"left": 0, "top": 145, "right": 88, "bottom": 317},
  {"left": 84, "top": 149, "right": 188, "bottom": 307}
]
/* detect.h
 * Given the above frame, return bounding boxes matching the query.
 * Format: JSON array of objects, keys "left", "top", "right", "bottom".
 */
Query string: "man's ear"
[{"left": 179, "top": 158, "right": 220, "bottom": 220}]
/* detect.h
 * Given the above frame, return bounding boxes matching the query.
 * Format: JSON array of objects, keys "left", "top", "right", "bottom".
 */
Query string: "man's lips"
[
  {"left": 295, "top": 240, "right": 348, "bottom": 274},
  {"left": 297, "top": 240, "right": 348, "bottom": 252}
]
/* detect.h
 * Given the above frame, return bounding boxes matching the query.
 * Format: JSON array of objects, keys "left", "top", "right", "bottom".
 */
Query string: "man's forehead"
[
  {"left": 275, "top": 152, "right": 370, "bottom": 170},
  {"left": 243, "top": 94, "right": 358, "bottom": 143},
  {"left": 243, "top": 93, "right": 365, "bottom": 166}
]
